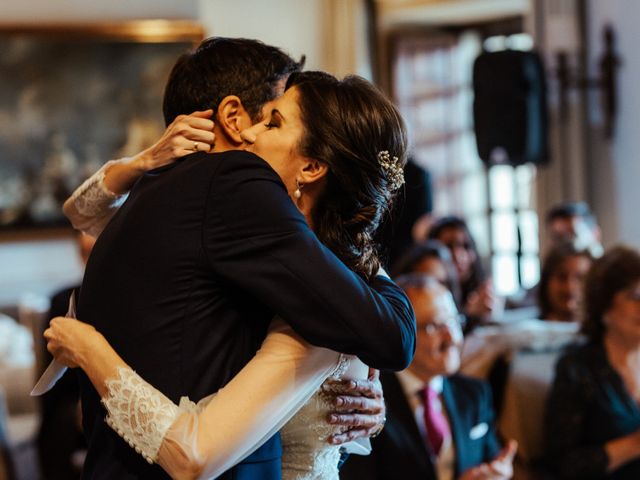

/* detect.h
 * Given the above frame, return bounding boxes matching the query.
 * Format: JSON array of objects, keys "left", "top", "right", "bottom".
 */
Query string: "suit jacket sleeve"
[{"left": 203, "top": 151, "right": 416, "bottom": 370}]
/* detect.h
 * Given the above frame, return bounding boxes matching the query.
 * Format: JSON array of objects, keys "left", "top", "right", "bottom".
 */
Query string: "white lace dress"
[{"left": 66, "top": 161, "right": 370, "bottom": 480}]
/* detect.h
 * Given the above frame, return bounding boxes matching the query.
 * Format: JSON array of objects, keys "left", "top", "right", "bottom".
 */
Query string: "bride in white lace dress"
[{"left": 45, "top": 71, "right": 409, "bottom": 479}]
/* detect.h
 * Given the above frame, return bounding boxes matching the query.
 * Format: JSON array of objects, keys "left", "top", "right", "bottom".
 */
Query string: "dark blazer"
[
  {"left": 77, "top": 151, "right": 415, "bottom": 480},
  {"left": 342, "top": 372, "right": 501, "bottom": 480},
  {"left": 545, "top": 342, "right": 640, "bottom": 479}
]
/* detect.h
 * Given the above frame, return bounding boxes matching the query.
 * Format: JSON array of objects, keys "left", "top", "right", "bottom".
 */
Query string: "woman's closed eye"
[{"left": 264, "top": 109, "right": 284, "bottom": 130}]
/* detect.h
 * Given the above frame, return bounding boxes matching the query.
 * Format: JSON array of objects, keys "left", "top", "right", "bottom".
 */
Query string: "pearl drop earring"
[{"left": 294, "top": 180, "right": 303, "bottom": 199}]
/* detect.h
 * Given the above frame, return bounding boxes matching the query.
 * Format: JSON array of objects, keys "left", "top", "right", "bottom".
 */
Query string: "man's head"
[
  {"left": 546, "top": 202, "right": 602, "bottom": 256},
  {"left": 397, "top": 274, "right": 463, "bottom": 381},
  {"left": 162, "top": 37, "right": 303, "bottom": 147}
]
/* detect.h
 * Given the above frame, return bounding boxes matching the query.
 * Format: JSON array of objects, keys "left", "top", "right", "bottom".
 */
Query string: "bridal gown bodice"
[
  {"left": 67, "top": 161, "right": 372, "bottom": 479},
  {"left": 280, "top": 356, "right": 367, "bottom": 480}
]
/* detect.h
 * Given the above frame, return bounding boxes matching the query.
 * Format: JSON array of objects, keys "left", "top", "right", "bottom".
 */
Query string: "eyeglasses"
[{"left": 423, "top": 314, "right": 465, "bottom": 335}]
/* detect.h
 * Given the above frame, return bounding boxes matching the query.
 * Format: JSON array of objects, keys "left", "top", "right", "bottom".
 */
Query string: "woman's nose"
[
  {"left": 241, "top": 122, "right": 267, "bottom": 144},
  {"left": 240, "top": 128, "right": 257, "bottom": 144}
]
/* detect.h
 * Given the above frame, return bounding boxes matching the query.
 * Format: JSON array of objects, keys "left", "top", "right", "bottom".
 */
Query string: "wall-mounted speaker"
[{"left": 473, "top": 50, "right": 549, "bottom": 166}]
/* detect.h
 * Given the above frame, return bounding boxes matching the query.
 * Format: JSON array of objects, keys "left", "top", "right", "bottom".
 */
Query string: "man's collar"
[{"left": 398, "top": 369, "right": 444, "bottom": 396}]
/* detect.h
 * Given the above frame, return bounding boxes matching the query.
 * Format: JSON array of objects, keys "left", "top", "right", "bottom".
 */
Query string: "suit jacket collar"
[{"left": 382, "top": 372, "right": 433, "bottom": 475}]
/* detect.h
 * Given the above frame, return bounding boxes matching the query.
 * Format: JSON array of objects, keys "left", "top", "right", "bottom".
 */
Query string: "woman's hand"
[
  {"left": 44, "top": 317, "right": 103, "bottom": 369},
  {"left": 134, "top": 109, "right": 216, "bottom": 172}
]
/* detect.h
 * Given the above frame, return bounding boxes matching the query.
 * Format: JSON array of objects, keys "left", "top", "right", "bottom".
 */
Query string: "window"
[{"left": 391, "top": 30, "right": 539, "bottom": 296}]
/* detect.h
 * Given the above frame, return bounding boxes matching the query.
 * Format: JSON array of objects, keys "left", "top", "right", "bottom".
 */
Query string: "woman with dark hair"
[
  {"left": 391, "top": 239, "right": 462, "bottom": 305},
  {"left": 545, "top": 246, "right": 640, "bottom": 479},
  {"left": 428, "top": 216, "right": 499, "bottom": 327},
  {"left": 44, "top": 71, "right": 408, "bottom": 479},
  {"left": 537, "top": 243, "right": 593, "bottom": 322}
]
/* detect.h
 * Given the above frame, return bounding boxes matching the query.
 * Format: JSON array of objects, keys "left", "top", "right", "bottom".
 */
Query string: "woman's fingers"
[
  {"left": 189, "top": 109, "right": 214, "bottom": 119},
  {"left": 171, "top": 124, "right": 215, "bottom": 153}
]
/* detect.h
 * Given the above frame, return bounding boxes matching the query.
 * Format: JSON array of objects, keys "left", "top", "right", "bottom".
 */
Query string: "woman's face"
[
  {"left": 241, "top": 86, "right": 308, "bottom": 199},
  {"left": 436, "top": 227, "right": 475, "bottom": 283},
  {"left": 606, "top": 281, "right": 640, "bottom": 343},
  {"left": 546, "top": 255, "right": 591, "bottom": 321}
]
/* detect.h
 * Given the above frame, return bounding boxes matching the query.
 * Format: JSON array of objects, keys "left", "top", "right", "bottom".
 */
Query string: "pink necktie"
[{"left": 422, "top": 386, "right": 450, "bottom": 456}]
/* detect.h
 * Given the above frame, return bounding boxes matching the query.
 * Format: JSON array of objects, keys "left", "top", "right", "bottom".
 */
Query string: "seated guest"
[
  {"left": 537, "top": 243, "right": 593, "bottom": 322},
  {"left": 391, "top": 239, "right": 462, "bottom": 307},
  {"left": 428, "top": 216, "right": 500, "bottom": 329},
  {"left": 508, "top": 201, "right": 601, "bottom": 310},
  {"left": 544, "top": 246, "right": 640, "bottom": 479},
  {"left": 546, "top": 201, "right": 603, "bottom": 257},
  {"left": 341, "top": 275, "right": 516, "bottom": 480}
]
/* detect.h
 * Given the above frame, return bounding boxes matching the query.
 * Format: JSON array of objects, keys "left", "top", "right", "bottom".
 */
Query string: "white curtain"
[{"left": 320, "top": 0, "right": 372, "bottom": 79}]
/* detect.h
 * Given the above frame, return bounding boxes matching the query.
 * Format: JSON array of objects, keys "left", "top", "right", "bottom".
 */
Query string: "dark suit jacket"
[
  {"left": 77, "top": 151, "right": 416, "bottom": 480},
  {"left": 342, "top": 372, "right": 501, "bottom": 480}
]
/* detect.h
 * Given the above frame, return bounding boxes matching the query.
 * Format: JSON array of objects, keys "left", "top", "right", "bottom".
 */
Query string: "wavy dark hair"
[
  {"left": 286, "top": 71, "right": 408, "bottom": 279},
  {"left": 427, "top": 215, "right": 485, "bottom": 302},
  {"left": 391, "top": 240, "right": 461, "bottom": 306},
  {"left": 163, "top": 37, "right": 303, "bottom": 125},
  {"left": 582, "top": 246, "right": 640, "bottom": 342},
  {"left": 538, "top": 242, "right": 593, "bottom": 319}
]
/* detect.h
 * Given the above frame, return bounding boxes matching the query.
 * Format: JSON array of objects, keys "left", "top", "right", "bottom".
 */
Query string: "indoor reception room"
[{"left": 1, "top": 0, "right": 640, "bottom": 479}]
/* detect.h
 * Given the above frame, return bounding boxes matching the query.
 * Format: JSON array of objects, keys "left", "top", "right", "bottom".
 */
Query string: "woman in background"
[
  {"left": 545, "top": 246, "right": 640, "bottom": 479},
  {"left": 391, "top": 239, "right": 461, "bottom": 306},
  {"left": 537, "top": 243, "right": 593, "bottom": 322},
  {"left": 428, "top": 216, "right": 499, "bottom": 329}
]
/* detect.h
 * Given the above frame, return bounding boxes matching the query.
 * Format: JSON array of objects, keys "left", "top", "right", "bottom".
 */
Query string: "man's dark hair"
[
  {"left": 162, "top": 37, "right": 303, "bottom": 125},
  {"left": 546, "top": 201, "right": 597, "bottom": 228},
  {"left": 427, "top": 215, "right": 485, "bottom": 299},
  {"left": 391, "top": 239, "right": 461, "bottom": 306}
]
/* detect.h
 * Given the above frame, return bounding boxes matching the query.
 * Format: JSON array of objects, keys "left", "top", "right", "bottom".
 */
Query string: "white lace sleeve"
[
  {"left": 101, "top": 318, "right": 343, "bottom": 479},
  {"left": 65, "top": 159, "right": 128, "bottom": 237}
]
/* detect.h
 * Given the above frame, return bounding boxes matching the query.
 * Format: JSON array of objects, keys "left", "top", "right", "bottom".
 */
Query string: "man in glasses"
[{"left": 342, "top": 274, "right": 516, "bottom": 480}]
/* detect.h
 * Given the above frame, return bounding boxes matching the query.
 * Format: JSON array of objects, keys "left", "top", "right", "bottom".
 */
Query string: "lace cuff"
[
  {"left": 66, "top": 159, "right": 128, "bottom": 237},
  {"left": 102, "top": 367, "right": 180, "bottom": 464}
]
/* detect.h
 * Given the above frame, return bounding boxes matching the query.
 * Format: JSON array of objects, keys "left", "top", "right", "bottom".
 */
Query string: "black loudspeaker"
[{"left": 473, "top": 50, "right": 549, "bottom": 166}]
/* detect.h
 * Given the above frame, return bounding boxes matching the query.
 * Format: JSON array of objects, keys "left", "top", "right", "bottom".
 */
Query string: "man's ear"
[
  {"left": 216, "top": 95, "right": 251, "bottom": 145},
  {"left": 300, "top": 158, "right": 328, "bottom": 186}
]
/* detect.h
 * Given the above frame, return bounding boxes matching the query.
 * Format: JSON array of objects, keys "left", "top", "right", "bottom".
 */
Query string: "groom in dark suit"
[
  {"left": 75, "top": 37, "right": 415, "bottom": 480},
  {"left": 342, "top": 275, "right": 515, "bottom": 480}
]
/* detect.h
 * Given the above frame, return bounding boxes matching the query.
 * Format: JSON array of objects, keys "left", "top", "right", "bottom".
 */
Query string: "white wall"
[
  {"left": 0, "top": 0, "right": 197, "bottom": 21},
  {"left": 198, "top": 0, "right": 324, "bottom": 70},
  {"left": 587, "top": 0, "right": 640, "bottom": 247}
]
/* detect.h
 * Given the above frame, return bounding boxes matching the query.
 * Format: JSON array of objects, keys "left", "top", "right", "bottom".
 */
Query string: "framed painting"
[{"left": 0, "top": 20, "right": 204, "bottom": 231}]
